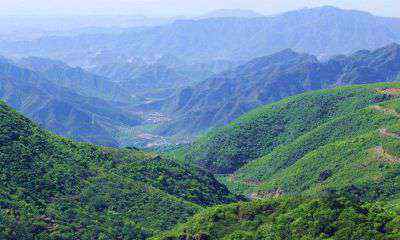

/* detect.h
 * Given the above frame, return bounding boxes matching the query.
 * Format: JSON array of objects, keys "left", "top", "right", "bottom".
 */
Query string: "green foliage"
[
  {"left": 188, "top": 83, "right": 395, "bottom": 174},
  {"left": 154, "top": 194, "right": 400, "bottom": 240},
  {"left": 0, "top": 101, "right": 238, "bottom": 239},
  {"left": 159, "top": 82, "right": 400, "bottom": 240},
  {"left": 186, "top": 83, "right": 400, "bottom": 203},
  {"left": 224, "top": 105, "right": 400, "bottom": 197}
]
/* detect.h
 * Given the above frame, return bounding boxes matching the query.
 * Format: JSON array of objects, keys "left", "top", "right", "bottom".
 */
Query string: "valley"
[
  {"left": 113, "top": 43, "right": 400, "bottom": 148},
  {"left": 2, "top": 81, "right": 400, "bottom": 239},
  {"left": 1, "top": 3, "right": 400, "bottom": 239},
  {"left": 2, "top": 7, "right": 400, "bottom": 148}
]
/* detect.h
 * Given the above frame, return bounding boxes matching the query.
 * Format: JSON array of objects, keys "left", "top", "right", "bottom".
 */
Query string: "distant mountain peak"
[
  {"left": 377, "top": 42, "right": 400, "bottom": 58},
  {"left": 0, "top": 56, "right": 14, "bottom": 65},
  {"left": 198, "top": 9, "right": 265, "bottom": 19},
  {"left": 314, "top": 5, "right": 342, "bottom": 11},
  {"left": 288, "top": 5, "right": 374, "bottom": 17},
  {"left": 371, "top": 42, "right": 400, "bottom": 54},
  {"left": 255, "top": 49, "right": 317, "bottom": 63},
  {"left": 385, "top": 42, "right": 400, "bottom": 49},
  {"left": 272, "top": 48, "right": 299, "bottom": 56}
]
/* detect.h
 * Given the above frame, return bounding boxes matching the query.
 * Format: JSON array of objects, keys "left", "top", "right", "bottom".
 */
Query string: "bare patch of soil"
[
  {"left": 377, "top": 88, "right": 400, "bottom": 95},
  {"left": 373, "top": 146, "right": 400, "bottom": 164}
]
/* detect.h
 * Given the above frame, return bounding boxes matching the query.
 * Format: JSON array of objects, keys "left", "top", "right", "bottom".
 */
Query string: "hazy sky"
[{"left": 1, "top": 0, "right": 399, "bottom": 17}]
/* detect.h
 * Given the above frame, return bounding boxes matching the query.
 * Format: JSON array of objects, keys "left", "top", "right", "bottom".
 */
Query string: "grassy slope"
[{"left": 0, "top": 101, "right": 238, "bottom": 239}]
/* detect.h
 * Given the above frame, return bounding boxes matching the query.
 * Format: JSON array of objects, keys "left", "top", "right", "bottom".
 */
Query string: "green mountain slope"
[
  {"left": 225, "top": 102, "right": 400, "bottom": 198},
  {"left": 185, "top": 83, "right": 400, "bottom": 200},
  {"left": 0, "top": 101, "right": 238, "bottom": 239},
  {"left": 152, "top": 84, "right": 400, "bottom": 240},
  {"left": 154, "top": 194, "right": 400, "bottom": 240},
  {"left": 186, "top": 84, "right": 394, "bottom": 173}
]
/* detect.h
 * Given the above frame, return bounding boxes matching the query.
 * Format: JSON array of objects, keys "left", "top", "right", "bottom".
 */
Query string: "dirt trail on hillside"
[
  {"left": 377, "top": 88, "right": 400, "bottom": 95},
  {"left": 379, "top": 128, "right": 400, "bottom": 139},
  {"left": 374, "top": 146, "right": 400, "bottom": 164},
  {"left": 370, "top": 105, "right": 400, "bottom": 117}
]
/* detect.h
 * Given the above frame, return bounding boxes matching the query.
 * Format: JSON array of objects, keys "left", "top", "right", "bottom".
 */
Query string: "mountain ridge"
[
  {"left": 197, "top": 9, "right": 265, "bottom": 19},
  {"left": 157, "top": 44, "right": 400, "bottom": 138},
  {"left": 0, "top": 6, "right": 399, "bottom": 67},
  {"left": 17, "top": 56, "right": 134, "bottom": 102},
  {"left": 0, "top": 58, "right": 141, "bottom": 146}
]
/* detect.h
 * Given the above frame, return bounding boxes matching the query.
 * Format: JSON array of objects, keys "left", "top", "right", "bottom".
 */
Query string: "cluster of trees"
[{"left": 155, "top": 191, "right": 400, "bottom": 240}]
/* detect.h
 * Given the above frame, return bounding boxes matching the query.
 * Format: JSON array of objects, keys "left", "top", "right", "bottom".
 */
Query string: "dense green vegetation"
[
  {"left": 1, "top": 6, "right": 400, "bottom": 239},
  {"left": 151, "top": 82, "right": 400, "bottom": 240},
  {"left": 2, "top": 73, "right": 400, "bottom": 239},
  {"left": 154, "top": 192, "right": 400, "bottom": 240},
  {"left": 187, "top": 84, "right": 394, "bottom": 173},
  {"left": 183, "top": 83, "right": 400, "bottom": 201},
  {"left": 0, "top": 101, "right": 238, "bottom": 239}
]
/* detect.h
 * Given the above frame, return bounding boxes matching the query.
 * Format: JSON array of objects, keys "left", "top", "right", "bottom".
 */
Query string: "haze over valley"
[{"left": 1, "top": 5, "right": 400, "bottom": 147}]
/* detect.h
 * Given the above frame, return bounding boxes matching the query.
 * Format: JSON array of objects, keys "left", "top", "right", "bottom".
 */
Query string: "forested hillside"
[
  {"left": 184, "top": 83, "right": 400, "bottom": 198},
  {"left": 154, "top": 193, "right": 400, "bottom": 240},
  {"left": 152, "top": 82, "right": 400, "bottom": 240},
  {"left": 0, "top": 101, "right": 238, "bottom": 238},
  {"left": 2, "top": 82, "right": 400, "bottom": 239}
]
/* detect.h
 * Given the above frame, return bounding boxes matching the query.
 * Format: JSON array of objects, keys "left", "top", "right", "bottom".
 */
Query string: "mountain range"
[
  {"left": 2, "top": 44, "right": 400, "bottom": 148},
  {"left": 2, "top": 5, "right": 400, "bottom": 239},
  {"left": 17, "top": 56, "right": 134, "bottom": 102},
  {"left": 3, "top": 85, "right": 399, "bottom": 238},
  {"left": 0, "top": 6, "right": 399, "bottom": 68},
  {"left": 0, "top": 55, "right": 236, "bottom": 147},
  {"left": 157, "top": 43, "right": 400, "bottom": 137},
  {"left": 0, "top": 58, "right": 141, "bottom": 146},
  {"left": 197, "top": 9, "right": 265, "bottom": 19},
  {"left": 91, "top": 57, "right": 238, "bottom": 89}
]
